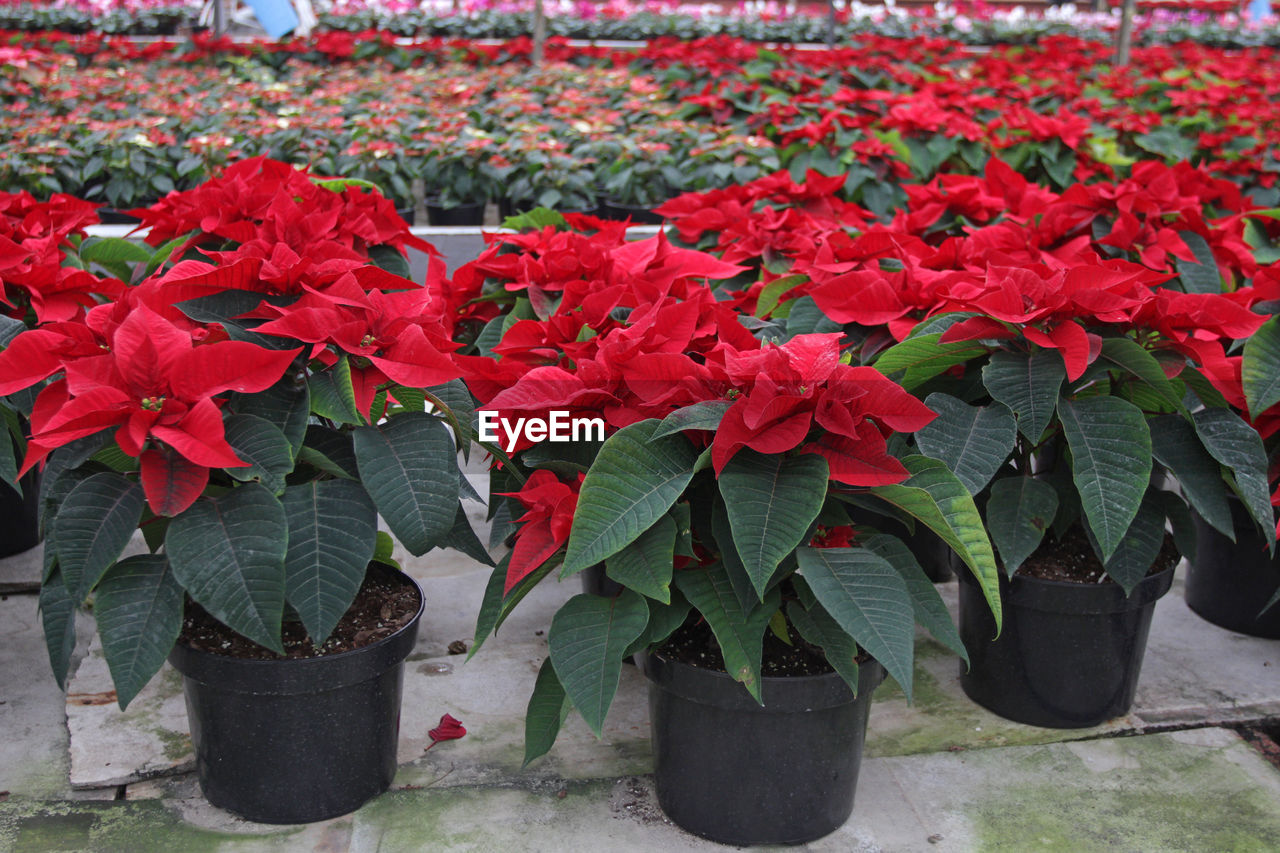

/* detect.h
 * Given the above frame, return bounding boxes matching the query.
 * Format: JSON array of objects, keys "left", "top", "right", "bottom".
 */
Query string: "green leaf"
[
  {"left": 1192, "top": 409, "right": 1275, "bottom": 539},
  {"left": 711, "top": 496, "right": 763, "bottom": 612},
  {"left": 605, "top": 515, "right": 675, "bottom": 603},
  {"left": 299, "top": 426, "right": 358, "bottom": 479},
  {"left": 39, "top": 567, "right": 77, "bottom": 690},
  {"left": 1098, "top": 337, "right": 1185, "bottom": 413},
  {"left": 353, "top": 412, "right": 459, "bottom": 556},
  {"left": 719, "top": 450, "right": 829, "bottom": 600},
  {"left": 520, "top": 439, "right": 602, "bottom": 477},
  {"left": 1243, "top": 315, "right": 1280, "bottom": 419},
  {"left": 874, "top": 333, "right": 987, "bottom": 391},
  {"left": 788, "top": 600, "right": 860, "bottom": 696},
  {"left": 649, "top": 401, "right": 733, "bottom": 441},
  {"left": 982, "top": 349, "right": 1066, "bottom": 441},
  {"left": 674, "top": 565, "right": 778, "bottom": 704},
  {"left": 1176, "top": 231, "right": 1222, "bottom": 293},
  {"left": 755, "top": 273, "right": 807, "bottom": 318},
  {"left": 468, "top": 558, "right": 507, "bottom": 661},
  {"left": 166, "top": 484, "right": 288, "bottom": 653},
  {"left": 95, "top": 555, "right": 183, "bottom": 709},
  {"left": 503, "top": 208, "right": 567, "bottom": 230},
  {"left": 309, "top": 356, "right": 363, "bottom": 424},
  {"left": 368, "top": 245, "right": 411, "bottom": 278},
  {"left": 796, "top": 547, "right": 916, "bottom": 702},
  {"left": 1149, "top": 415, "right": 1233, "bottom": 540},
  {"left": 563, "top": 420, "right": 698, "bottom": 575},
  {"left": 443, "top": 501, "right": 494, "bottom": 567},
  {"left": 548, "top": 591, "right": 649, "bottom": 737},
  {"left": 523, "top": 657, "right": 572, "bottom": 766},
  {"left": 1144, "top": 490, "right": 1192, "bottom": 565},
  {"left": 784, "top": 296, "right": 843, "bottom": 339},
  {"left": 53, "top": 472, "right": 145, "bottom": 603},
  {"left": 281, "top": 480, "right": 378, "bottom": 644},
  {"left": 768, "top": 608, "right": 793, "bottom": 645},
  {"left": 79, "top": 236, "right": 150, "bottom": 276},
  {"left": 38, "top": 433, "right": 110, "bottom": 535},
  {"left": 0, "top": 429, "right": 17, "bottom": 493},
  {"left": 230, "top": 376, "right": 308, "bottom": 458},
  {"left": 985, "top": 476, "right": 1059, "bottom": 576},
  {"left": 915, "top": 394, "right": 1017, "bottom": 495},
  {"left": 177, "top": 291, "right": 292, "bottom": 325},
  {"left": 861, "top": 532, "right": 967, "bottom": 663},
  {"left": 870, "top": 456, "right": 1002, "bottom": 629},
  {"left": 222, "top": 414, "right": 293, "bottom": 494},
  {"left": 1095, "top": 490, "right": 1167, "bottom": 596},
  {"left": 1058, "top": 396, "right": 1152, "bottom": 563},
  {"left": 142, "top": 234, "right": 188, "bottom": 278}
]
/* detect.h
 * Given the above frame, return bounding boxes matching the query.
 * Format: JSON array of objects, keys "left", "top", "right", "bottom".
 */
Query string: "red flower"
[
  {"left": 500, "top": 471, "right": 584, "bottom": 593},
  {"left": 709, "top": 334, "right": 935, "bottom": 482},
  {"left": 20, "top": 304, "right": 300, "bottom": 515}
]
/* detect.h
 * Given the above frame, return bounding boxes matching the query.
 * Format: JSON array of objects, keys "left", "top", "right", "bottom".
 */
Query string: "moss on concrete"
[
  {"left": 866, "top": 639, "right": 1116, "bottom": 759},
  {"left": 967, "top": 733, "right": 1280, "bottom": 852},
  {"left": 0, "top": 800, "right": 309, "bottom": 852}
]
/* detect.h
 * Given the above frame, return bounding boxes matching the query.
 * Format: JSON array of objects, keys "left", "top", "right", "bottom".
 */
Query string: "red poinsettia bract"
[{"left": 18, "top": 304, "right": 300, "bottom": 516}]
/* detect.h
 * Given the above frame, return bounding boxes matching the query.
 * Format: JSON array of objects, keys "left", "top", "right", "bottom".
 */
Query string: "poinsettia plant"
[
  {"left": 0, "top": 160, "right": 489, "bottom": 709},
  {"left": 0, "top": 189, "right": 124, "bottom": 506},
  {"left": 462, "top": 213, "right": 1002, "bottom": 765},
  {"left": 781, "top": 161, "right": 1280, "bottom": 593}
]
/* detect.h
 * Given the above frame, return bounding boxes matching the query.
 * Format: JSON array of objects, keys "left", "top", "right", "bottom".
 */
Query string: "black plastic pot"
[
  {"left": 97, "top": 208, "right": 142, "bottom": 225},
  {"left": 0, "top": 466, "right": 41, "bottom": 557},
  {"left": 579, "top": 563, "right": 624, "bottom": 598},
  {"left": 845, "top": 507, "right": 954, "bottom": 582},
  {"left": 394, "top": 207, "right": 416, "bottom": 226},
  {"left": 425, "top": 199, "right": 486, "bottom": 226},
  {"left": 167, "top": 563, "right": 423, "bottom": 824},
  {"left": 642, "top": 651, "right": 885, "bottom": 845},
  {"left": 958, "top": 564, "right": 1174, "bottom": 728},
  {"left": 497, "top": 198, "right": 601, "bottom": 220},
  {"left": 599, "top": 199, "right": 664, "bottom": 225},
  {"left": 1187, "top": 502, "right": 1280, "bottom": 638}
]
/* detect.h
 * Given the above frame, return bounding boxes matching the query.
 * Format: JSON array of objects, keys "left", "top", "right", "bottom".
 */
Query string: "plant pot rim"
[
  {"left": 642, "top": 648, "right": 885, "bottom": 713},
  {"left": 961, "top": 561, "right": 1176, "bottom": 614},
  {"left": 168, "top": 562, "right": 424, "bottom": 693},
  {"left": 425, "top": 196, "right": 487, "bottom": 208}
]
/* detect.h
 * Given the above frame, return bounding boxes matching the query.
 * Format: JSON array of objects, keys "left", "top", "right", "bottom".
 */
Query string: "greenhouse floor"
[{"left": 2, "top": 469, "right": 1280, "bottom": 852}]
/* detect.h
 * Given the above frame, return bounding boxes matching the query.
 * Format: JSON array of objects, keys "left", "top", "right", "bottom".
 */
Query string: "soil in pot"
[
  {"left": 958, "top": 526, "right": 1178, "bottom": 729},
  {"left": 179, "top": 570, "right": 419, "bottom": 659},
  {"left": 1187, "top": 501, "right": 1280, "bottom": 639},
  {"left": 643, "top": 617, "right": 884, "bottom": 845},
  {"left": 169, "top": 563, "right": 423, "bottom": 824}
]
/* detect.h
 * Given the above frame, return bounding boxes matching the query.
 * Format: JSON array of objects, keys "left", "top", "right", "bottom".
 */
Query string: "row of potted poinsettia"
[
  {"left": 1, "top": 157, "right": 1277, "bottom": 842},
  {"left": 10, "top": 33, "right": 1280, "bottom": 218}
]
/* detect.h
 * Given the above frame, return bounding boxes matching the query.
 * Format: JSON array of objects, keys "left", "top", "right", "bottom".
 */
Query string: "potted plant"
[
  {"left": 865, "top": 257, "right": 1276, "bottom": 727},
  {"left": 419, "top": 129, "right": 495, "bottom": 226},
  {"left": 649, "top": 158, "right": 1279, "bottom": 727},
  {"left": 491, "top": 139, "right": 600, "bottom": 218},
  {"left": 460, "top": 218, "right": 1001, "bottom": 845},
  {"left": 586, "top": 132, "right": 692, "bottom": 224},
  {"left": 1, "top": 162, "right": 480, "bottom": 823},
  {"left": 0, "top": 190, "right": 121, "bottom": 556},
  {"left": 1183, "top": 311, "right": 1280, "bottom": 637}
]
